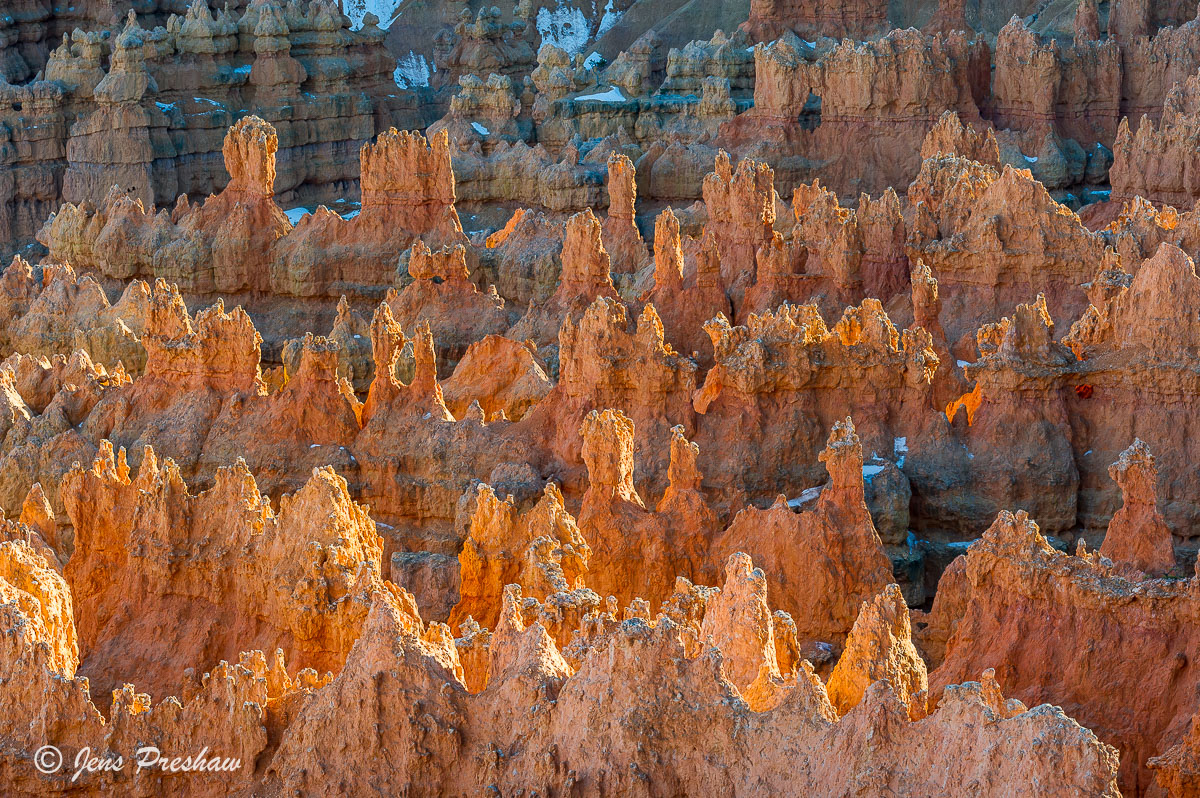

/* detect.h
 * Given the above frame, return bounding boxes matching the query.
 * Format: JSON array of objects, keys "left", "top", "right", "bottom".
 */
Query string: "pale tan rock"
[
  {"left": 827, "top": 583, "right": 927, "bottom": 717},
  {"left": 698, "top": 552, "right": 779, "bottom": 692},
  {"left": 441, "top": 335, "right": 552, "bottom": 422}
]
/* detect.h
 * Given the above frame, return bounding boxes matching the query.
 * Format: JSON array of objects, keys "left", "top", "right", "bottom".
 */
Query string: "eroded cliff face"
[
  {"left": 43, "top": 119, "right": 467, "bottom": 301},
  {"left": 61, "top": 442, "right": 386, "bottom": 700},
  {"left": 921, "top": 508, "right": 1198, "bottom": 794},
  {"left": 0, "top": 0, "right": 408, "bottom": 259},
  {"left": 1112, "top": 69, "right": 1200, "bottom": 207},
  {"left": 12, "top": 2, "right": 1200, "bottom": 788},
  {"left": 0, "top": 445, "right": 1124, "bottom": 797}
]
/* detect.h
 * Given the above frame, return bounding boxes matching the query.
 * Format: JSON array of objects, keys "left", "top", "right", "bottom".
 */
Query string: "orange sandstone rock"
[
  {"left": 440, "top": 335, "right": 552, "bottom": 422},
  {"left": 451, "top": 481, "right": 590, "bottom": 633},
  {"left": 1100, "top": 439, "right": 1176, "bottom": 576},
  {"left": 713, "top": 417, "right": 894, "bottom": 647},
  {"left": 60, "top": 442, "right": 387, "bottom": 699},
  {"left": 926, "top": 508, "right": 1200, "bottom": 792},
  {"left": 827, "top": 583, "right": 928, "bottom": 717}
]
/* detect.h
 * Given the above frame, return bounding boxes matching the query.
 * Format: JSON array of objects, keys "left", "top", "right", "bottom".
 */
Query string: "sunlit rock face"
[{"left": 11, "top": 2, "right": 1200, "bottom": 794}]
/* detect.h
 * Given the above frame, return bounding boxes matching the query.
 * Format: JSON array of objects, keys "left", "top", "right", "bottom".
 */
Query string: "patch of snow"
[
  {"left": 803, "top": 39, "right": 818, "bottom": 47},
  {"left": 394, "top": 51, "right": 431, "bottom": 89},
  {"left": 537, "top": 3, "right": 590, "bottom": 56},
  {"left": 341, "top": 209, "right": 361, "bottom": 220},
  {"left": 377, "top": 522, "right": 394, "bottom": 529},
  {"left": 471, "top": 121, "right": 490, "bottom": 135},
  {"left": 1024, "top": 155, "right": 1038, "bottom": 163},
  {"left": 1084, "top": 449, "right": 1093, "bottom": 456},
  {"left": 155, "top": 101, "right": 176, "bottom": 113},
  {"left": 596, "top": 0, "right": 622, "bottom": 37},
  {"left": 957, "top": 359, "right": 972, "bottom": 367},
  {"left": 787, "top": 486, "right": 824, "bottom": 508},
  {"left": 193, "top": 97, "right": 223, "bottom": 107},
  {"left": 233, "top": 64, "right": 252, "bottom": 76},
  {"left": 284, "top": 207, "right": 311, "bottom": 225},
  {"left": 893, "top": 436, "right": 907, "bottom": 468},
  {"left": 344, "top": 0, "right": 401, "bottom": 29},
  {"left": 862, "top": 464, "right": 885, "bottom": 478},
  {"left": 576, "top": 85, "right": 626, "bottom": 102},
  {"left": 353, "top": 334, "right": 363, "bottom": 339},
  {"left": 582, "top": 51, "right": 604, "bottom": 70},
  {"left": 310, "top": 443, "right": 320, "bottom": 448}
]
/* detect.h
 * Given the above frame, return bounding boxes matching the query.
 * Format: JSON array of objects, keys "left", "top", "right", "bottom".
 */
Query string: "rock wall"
[{"left": 0, "top": 0, "right": 423, "bottom": 258}]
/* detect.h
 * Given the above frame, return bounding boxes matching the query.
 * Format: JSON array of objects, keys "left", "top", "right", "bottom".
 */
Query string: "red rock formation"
[
  {"left": 388, "top": 241, "right": 511, "bottom": 376},
  {"left": 924, "top": 0, "right": 971, "bottom": 35},
  {"left": 274, "top": 127, "right": 469, "bottom": 295},
  {"left": 741, "top": 0, "right": 888, "bottom": 41},
  {"left": 911, "top": 163, "right": 1106, "bottom": 351},
  {"left": 0, "top": 258, "right": 151, "bottom": 372},
  {"left": 1151, "top": 703, "right": 1200, "bottom": 796},
  {"left": 601, "top": 151, "right": 648, "bottom": 275},
  {"left": 781, "top": 179, "right": 909, "bottom": 312},
  {"left": 989, "top": 15, "right": 1120, "bottom": 148},
  {"left": 451, "top": 481, "right": 590, "bottom": 633},
  {"left": 943, "top": 295, "right": 1080, "bottom": 535},
  {"left": 44, "top": 115, "right": 294, "bottom": 295},
  {"left": 541, "top": 295, "right": 698, "bottom": 491},
  {"left": 60, "top": 441, "right": 388, "bottom": 699},
  {"left": 699, "top": 150, "right": 775, "bottom": 298},
  {"left": 1100, "top": 439, "right": 1176, "bottom": 576},
  {"left": 723, "top": 29, "right": 989, "bottom": 198},
  {"left": 508, "top": 208, "right": 620, "bottom": 355},
  {"left": 1060, "top": 243, "right": 1200, "bottom": 534},
  {"left": 41, "top": 121, "right": 468, "bottom": 306},
  {"left": 925, "top": 508, "right": 1200, "bottom": 792},
  {"left": 712, "top": 417, "right": 894, "bottom": 647},
  {"left": 920, "top": 110, "right": 1000, "bottom": 167},
  {"left": 440, "top": 335, "right": 552, "bottom": 422},
  {"left": 1116, "top": 12, "right": 1200, "bottom": 131},
  {"left": 644, "top": 208, "right": 732, "bottom": 363},
  {"left": 1112, "top": 70, "right": 1200, "bottom": 207},
  {"left": 0, "top": 0, "right": 400, "bottom": 258},
  {"left": 6, "top": 18, "right": 1200, "bottom": 793},
  {"left": 692, "top": 300, "right": 940, "bottom": 512},
  {"left": 577, "top": 408, "right": 719, "bottom": 608},
  {"left": 698, "top": 552, "right": 780, "bottom": 693},
  {"left": 255, "top": 565, "right": 1120, "bottom": 796}
]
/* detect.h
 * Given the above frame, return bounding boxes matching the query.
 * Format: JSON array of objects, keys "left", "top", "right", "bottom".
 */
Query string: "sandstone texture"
[{"left": 7, "top": 0, "right": 1200, "bottom": 794}]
